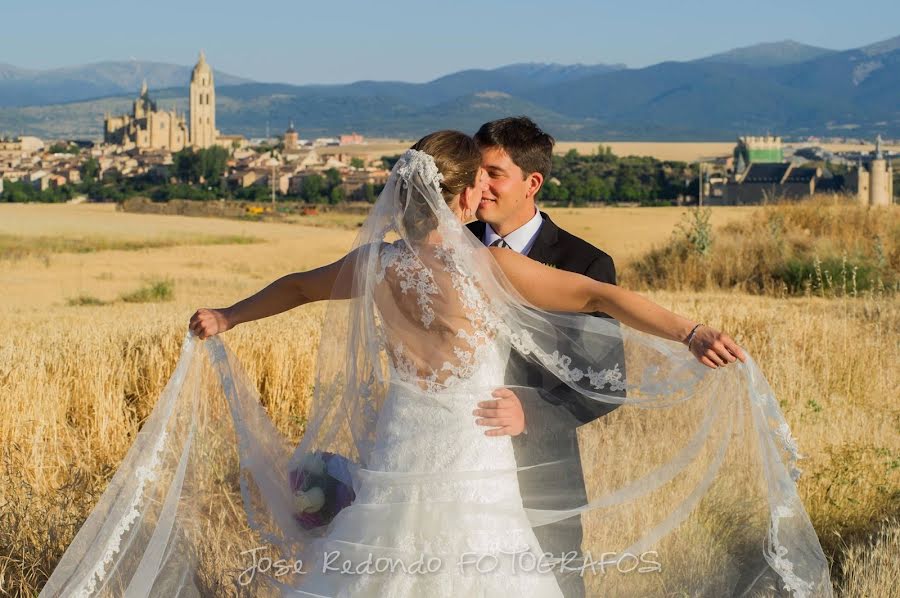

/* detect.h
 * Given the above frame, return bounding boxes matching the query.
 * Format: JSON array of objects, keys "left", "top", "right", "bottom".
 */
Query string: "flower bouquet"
[{"left": 289, "top": 451, "right": 356, "bottom": 530}]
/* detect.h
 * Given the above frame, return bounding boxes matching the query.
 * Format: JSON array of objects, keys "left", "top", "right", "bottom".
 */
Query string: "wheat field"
[{"left": 0, "top": 202, "right": 897, "bottom": 596}]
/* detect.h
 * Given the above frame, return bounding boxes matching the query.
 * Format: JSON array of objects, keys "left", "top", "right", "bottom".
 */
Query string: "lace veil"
[{"left": 40, "top": 149, "right": 832, "bottom": 597}]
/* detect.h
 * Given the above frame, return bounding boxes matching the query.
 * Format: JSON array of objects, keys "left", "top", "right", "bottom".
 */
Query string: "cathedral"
[
  {"left": 103, "top": 80, "right": 188, "bottom": 151},
  {"left": 104, "top": 52, "right": 220, "bottom": 151}
]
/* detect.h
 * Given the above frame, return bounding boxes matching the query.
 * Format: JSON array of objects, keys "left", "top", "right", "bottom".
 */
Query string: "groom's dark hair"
[{"left": 474, "top": 116, "right": 555, "bottom": 179}]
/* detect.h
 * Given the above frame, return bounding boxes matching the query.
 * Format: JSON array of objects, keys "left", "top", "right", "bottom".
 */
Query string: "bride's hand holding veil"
[
  {"left": 188, "top": 307, "right": 231, "bottom": 339},
  {"left": 488, "top": 245, "right": 746, "bottom": 369}
]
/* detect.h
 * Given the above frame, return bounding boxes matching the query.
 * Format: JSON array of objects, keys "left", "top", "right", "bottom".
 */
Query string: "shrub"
[{"left": 119, "top": 279, "right": 174, "bottom": 303}]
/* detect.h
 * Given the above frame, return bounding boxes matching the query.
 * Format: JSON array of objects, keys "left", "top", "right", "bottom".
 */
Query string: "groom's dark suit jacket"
[
  {"left": 468, "top": 212, "right": 625, "bottom": 423},
  {"left": 468, "top": 212, "right": 626, "bottom": 597}
]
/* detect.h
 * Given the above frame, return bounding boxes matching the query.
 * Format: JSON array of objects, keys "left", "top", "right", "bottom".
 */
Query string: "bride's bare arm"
[
  {"left": 489, "top": 247, "right": 745, "bottom": 368},
  {"left": 189, "top": 250, "right": 359, "bottom": 339}
]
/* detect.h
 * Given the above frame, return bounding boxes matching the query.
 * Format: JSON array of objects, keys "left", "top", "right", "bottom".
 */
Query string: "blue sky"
[{"left": 3, "top": 1, "right": 898, "bottom": 84}]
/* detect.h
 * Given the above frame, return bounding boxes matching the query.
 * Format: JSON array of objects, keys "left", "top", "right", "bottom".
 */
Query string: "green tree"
[
  {"left": 350, "top": 157, "right": 365, "bottom": 169},
  {"left": 49, "top": 142, "right": 79, "bottom": 155},
  {"left": 199, "top": 146, "right": 228, "bottom": 186},
  {"left": 324, "top": 168, "right": 342, "bottom": 190},
  {"left": 299, "top": 174, "right": 325, "bottom": 203},
  {"left": 614, "top": 167, "right": 644, "bottom": 202},
  {"left": 80, "top": 157, "right": 100, "bottom": 182},
  {"left": 174, "top": 149, "right": 201, "bottom": 183},
  {"left": 383, "top": 154, "right": 402, "bottom": 170},
  {"left": 364, "top": 182, "right": 377, "bottom": 203},
  {"left": 329, "top": 186, "right": 346, "bottom": 204}
]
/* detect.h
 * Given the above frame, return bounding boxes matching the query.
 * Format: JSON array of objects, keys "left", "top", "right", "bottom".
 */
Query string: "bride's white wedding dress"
[
  {"left": 294, "top": 239, "right": 564, "bottom": 597},
  {"left": 296, "top": 345, "right": 563, "bottom": 597}
]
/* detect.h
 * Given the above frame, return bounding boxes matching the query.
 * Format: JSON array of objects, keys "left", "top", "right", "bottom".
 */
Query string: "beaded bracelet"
[{"left": 685, "top": 323, "right": 703, "bottom": 349}]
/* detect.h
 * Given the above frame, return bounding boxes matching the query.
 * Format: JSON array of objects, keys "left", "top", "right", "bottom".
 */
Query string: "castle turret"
[
  {"left": 870, "top": 135, "right": 890, "bottom": 207},
  {"left": 856, "top": 136, "right": 894, "bottom": 207}
]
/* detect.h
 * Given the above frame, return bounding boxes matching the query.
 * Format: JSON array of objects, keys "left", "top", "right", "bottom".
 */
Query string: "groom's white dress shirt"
[{"left": 482, "top": 208, "right": 543, "bottom": 256}]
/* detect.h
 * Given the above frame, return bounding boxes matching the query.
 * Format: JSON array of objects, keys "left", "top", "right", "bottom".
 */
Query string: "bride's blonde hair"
[
  {"left": 401, "top": 131, "right": 481, "bottom": 238},
  {"left": 410, "top": 130, "right": 481, "bottom": 203}
]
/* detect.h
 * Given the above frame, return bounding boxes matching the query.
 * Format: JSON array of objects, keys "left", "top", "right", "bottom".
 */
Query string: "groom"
[{"left": 470, "top": 116, "right": 625, "bottom": 597}]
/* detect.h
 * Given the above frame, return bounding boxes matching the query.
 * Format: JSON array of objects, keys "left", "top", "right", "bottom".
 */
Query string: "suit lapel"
[
  {"left": 525, "top": 211, "right": 559, "bottom": 265},
  {"left": 466, "top": 220, "right": 487, "bottom": 244}
]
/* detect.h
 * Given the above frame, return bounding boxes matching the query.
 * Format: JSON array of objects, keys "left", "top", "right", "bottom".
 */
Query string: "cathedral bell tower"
[{"left": 190, "top": 51, "right": 217, "bottom": 148}]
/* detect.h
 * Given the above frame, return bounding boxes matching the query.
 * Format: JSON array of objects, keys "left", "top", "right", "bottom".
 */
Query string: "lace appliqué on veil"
[
  {"left": 72, "top": 431, "right": 170, "bottom": 597},
  {"left": 503, "top": 328, "right": 627, "bottom": 393},
  {"left": 766, "top": 505, "right": 815, "bottom": 598},
  {"left": 775, "top": 422, "right": 804, "bottom": 482}
]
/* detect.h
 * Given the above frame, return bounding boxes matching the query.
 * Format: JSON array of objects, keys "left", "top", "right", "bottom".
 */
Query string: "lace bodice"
[{"left": 374, "top": 239, "right": 502, "bottom": 394}]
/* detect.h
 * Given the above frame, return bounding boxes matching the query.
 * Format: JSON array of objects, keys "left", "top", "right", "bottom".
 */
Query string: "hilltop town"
[{"left": 0, "top": 53, "right": 393, "bottom": 207}]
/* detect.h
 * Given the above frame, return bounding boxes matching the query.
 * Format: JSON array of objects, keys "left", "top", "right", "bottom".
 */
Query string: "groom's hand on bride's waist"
[{"left": 473, "top": 388, "right": 527, "bottom": 437}]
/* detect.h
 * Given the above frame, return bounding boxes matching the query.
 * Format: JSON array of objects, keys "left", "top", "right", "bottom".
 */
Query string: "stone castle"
[
  {"left": 852, "top": 135, "right": 894, "bottom": 207},
  {"left": 104, "top": 52, "right": 220, "bottom": 151}
]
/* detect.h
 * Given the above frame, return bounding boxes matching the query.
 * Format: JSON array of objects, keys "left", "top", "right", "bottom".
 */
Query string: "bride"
[{"left": 41, "top": 131, "right": 832, "bottom": 597}]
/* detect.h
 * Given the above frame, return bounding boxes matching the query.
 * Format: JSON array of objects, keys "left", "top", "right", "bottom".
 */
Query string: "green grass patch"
[
  {"left": 119, "top": 279, "right": 174, "bottom": 303},
  {"left": 65, "top": 295, "right": 107, "bottom": 307}
]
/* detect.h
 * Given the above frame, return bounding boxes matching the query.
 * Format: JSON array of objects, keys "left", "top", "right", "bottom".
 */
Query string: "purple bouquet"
[{"left": 289, "top": 451, "right": 356, "bottom": 530}]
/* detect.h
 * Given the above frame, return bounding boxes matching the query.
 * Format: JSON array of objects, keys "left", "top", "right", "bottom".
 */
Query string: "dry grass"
[
  {"left": 542, "top": 205, "right": 758, "bottom": 264},
  {"left": 0, "top": 201, "right": 897, "bottom": 595},
  {"left": 834, "top": 519, "right": 900, "bottom": 598},
  {"left": 627, "top": 196, "right": 900, "bottom": 295}
]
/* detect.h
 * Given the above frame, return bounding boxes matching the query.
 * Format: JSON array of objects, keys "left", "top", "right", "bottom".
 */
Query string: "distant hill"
[
  {"left": 697, "top": 40, "right": 836, "bottom": 67},
  {"left": 0, "top": 60, "right": 252, "bottom": 107},
  {"left": 1, "top": 37, "right": 898, "bottom": 141}
]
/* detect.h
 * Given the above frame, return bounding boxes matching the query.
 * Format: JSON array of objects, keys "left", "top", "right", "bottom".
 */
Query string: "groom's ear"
[{"left": 525, "top": 172, "right": 544, "bottom": 200}]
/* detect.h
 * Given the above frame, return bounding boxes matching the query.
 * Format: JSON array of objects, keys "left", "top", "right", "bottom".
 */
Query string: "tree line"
[{"left": 538, "top": 147, "right": 692, "bottom": 205}]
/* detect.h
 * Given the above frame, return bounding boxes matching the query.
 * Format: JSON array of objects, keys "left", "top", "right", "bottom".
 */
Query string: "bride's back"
[{"left": 373, "top": 238, "right": 502, "bottom": 393}]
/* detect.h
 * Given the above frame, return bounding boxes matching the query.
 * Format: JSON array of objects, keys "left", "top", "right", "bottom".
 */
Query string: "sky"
[{"left": 3, "top": 0, "right": 899, "bottom": 84}]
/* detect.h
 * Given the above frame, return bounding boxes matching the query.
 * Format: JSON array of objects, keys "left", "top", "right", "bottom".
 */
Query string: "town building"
[
  {"left": 284, "top": 122, "right": 299, "bottom": 152},
  {"left": 733, "top": 135, "right": 784, "bottom": 167},
  {"left": 339, "top": 132, "right": 365, "bottom": 145},
  {"left": 0, "top": 136, "right": 44, "bottom": 157},
  {"left": 709, "top": 134, "right": 820, "bottom": 204}
]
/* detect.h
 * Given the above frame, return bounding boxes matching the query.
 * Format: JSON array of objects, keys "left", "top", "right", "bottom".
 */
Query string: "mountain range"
[{"left": 0, "top": 36, "right": 897, "bottom": 141}]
